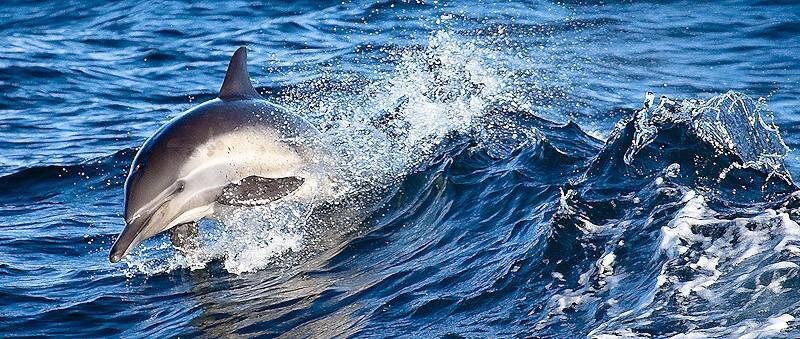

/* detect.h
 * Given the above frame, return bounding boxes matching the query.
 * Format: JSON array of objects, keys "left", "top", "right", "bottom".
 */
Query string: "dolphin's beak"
[
  {"left": 108, "top": 214, "right": 151, "bottom": 263},
  {"left": 109, "top": 182, "right": 218, "bottom": 263}
]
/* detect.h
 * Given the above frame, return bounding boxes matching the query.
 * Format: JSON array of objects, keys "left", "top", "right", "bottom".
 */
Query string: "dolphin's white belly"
[
  {"left": 183, "top": 126, "right": 308, "bottom": 180},
  {"left": 173, "top": 126, "right": 333, "bottom": 218}
]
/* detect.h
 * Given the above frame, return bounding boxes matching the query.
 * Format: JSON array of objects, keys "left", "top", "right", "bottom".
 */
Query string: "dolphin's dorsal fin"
[{"left": 218, "top": 47, "right": 260, "bottom": 101}]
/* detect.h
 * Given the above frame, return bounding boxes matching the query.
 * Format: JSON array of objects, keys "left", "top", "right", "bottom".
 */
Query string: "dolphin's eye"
[{"left": 176, "top": 181, "right": 185, "bottom": 193}]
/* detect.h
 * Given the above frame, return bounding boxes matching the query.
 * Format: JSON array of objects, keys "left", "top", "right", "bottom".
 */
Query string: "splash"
[
  {"left": 123, "top": 200, "right": 311, "bottom": 275},
  {"left": 282, "top": 30, "right": 534, "bottom": 185}
]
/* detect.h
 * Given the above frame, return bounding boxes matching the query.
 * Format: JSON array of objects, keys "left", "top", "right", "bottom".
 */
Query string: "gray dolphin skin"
[{"left": 108, "top": 47, "right": 325, "bottom": 263}]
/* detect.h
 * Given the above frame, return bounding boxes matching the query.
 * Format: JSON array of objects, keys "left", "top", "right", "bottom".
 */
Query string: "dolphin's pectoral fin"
[
  {"left": 169, "top": 222, "right": 199, "bottom": 253},
  {"left": 218, "top": 176, "right": 305, "bottom": 206}
]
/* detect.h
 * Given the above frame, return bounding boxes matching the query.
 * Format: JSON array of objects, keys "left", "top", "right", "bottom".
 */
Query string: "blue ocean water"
[{"left": 2, "top": 0, "right": 800, "bottom": 337}]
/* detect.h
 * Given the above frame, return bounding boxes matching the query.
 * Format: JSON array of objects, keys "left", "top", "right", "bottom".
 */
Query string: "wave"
[
  {"left": 585, "top": 91, "right": 795, "bottom": 202},
  {"left": 526, "top": 92, "right": 799, "bottom": 336}
]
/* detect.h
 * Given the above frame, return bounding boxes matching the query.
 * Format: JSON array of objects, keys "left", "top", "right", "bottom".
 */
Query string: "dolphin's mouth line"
[
  {"left": 112, "top": 199, "right": 163, "bottom": 261},
  {"left": 128, "top": 212, "right": 154, "bottom": 247}
]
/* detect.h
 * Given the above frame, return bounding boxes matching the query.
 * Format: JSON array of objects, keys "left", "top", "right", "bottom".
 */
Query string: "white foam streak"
[{"left": 589, "top": 187, "right": 800, "bottom": 337}]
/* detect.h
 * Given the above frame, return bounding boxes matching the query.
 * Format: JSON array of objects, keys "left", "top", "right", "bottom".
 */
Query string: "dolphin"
[{"left": 108, "top": 47, "right": 329, "bottom": 263}]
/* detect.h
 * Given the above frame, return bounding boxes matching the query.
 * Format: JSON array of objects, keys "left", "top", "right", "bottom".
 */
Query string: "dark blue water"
[{"left": 2, "top": 1, "right": 800, "bottom": 337}]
